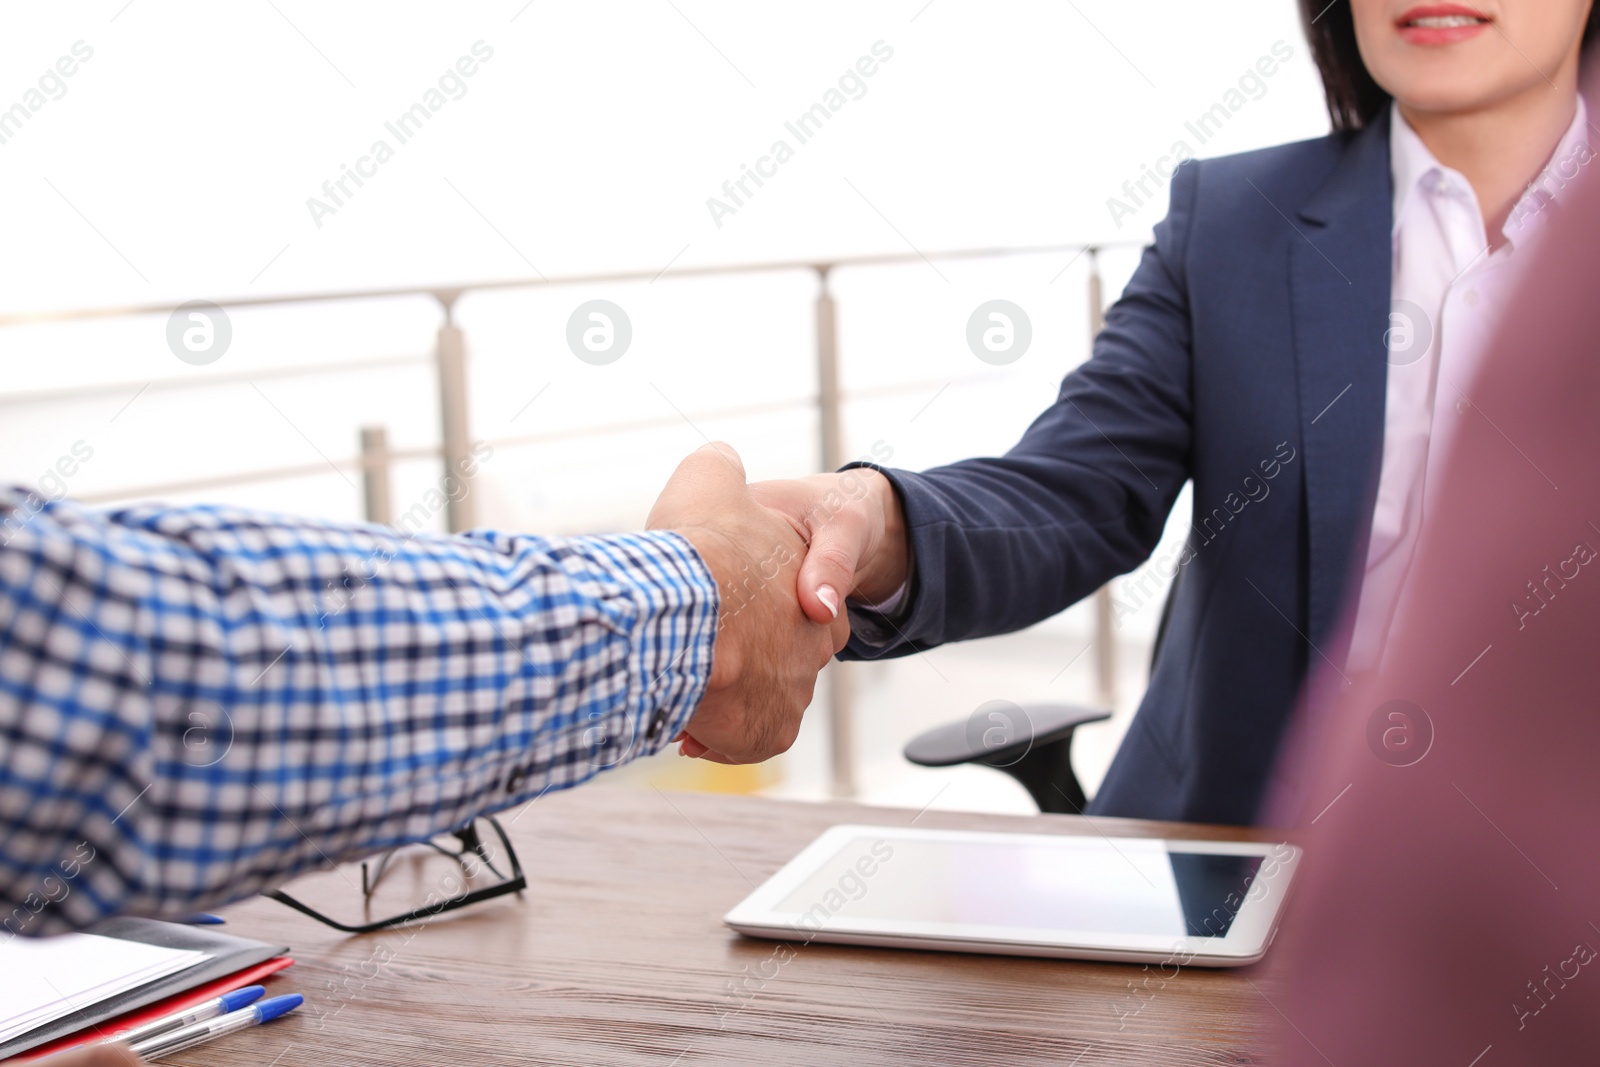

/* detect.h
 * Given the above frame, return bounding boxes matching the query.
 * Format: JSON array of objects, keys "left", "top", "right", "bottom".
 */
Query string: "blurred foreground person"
[{"left": 1264, "top": 82, "right": 1600, "bottom": 1067}]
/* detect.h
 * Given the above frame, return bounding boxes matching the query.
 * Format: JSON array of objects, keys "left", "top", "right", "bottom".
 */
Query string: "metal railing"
[{"left": 0, "top": 239, "right": 1142, "bottom": 797}]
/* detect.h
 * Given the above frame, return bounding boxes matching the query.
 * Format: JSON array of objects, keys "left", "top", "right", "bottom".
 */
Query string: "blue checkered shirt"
[{"left": 0, "top": 489, "right": 718, "bottom": 935}]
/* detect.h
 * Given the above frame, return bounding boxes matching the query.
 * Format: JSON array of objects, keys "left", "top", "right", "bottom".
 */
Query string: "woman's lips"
[{"left": 1396, "top": 5, "right": 1492, "bottom": 45}]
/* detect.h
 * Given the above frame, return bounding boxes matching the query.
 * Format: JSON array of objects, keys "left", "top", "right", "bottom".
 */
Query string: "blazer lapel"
[{"left": 1290, "top": 111, "right": 1393, "bottom": 657}]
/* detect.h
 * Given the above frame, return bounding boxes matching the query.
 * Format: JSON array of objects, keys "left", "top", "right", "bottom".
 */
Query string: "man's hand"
[
  {"left": 748, "top": 467, "right": 910, "bottom": 626},
  {"left": 37, "top": 1044, "right": 142, "bottom": 1066},
  {"left": 649, "top": 444, "right": 851, "bottom": 763}
]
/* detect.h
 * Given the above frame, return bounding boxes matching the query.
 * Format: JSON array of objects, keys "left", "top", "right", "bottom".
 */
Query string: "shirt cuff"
[
  {"left": 846, "top": 548, "right": 916, "bottom": 648},
  {"left": 581, "top": 531, "right": 720, "bottom": 760},
  {"left": 858, "top": 581, "right": 910, "bottom": 617}
]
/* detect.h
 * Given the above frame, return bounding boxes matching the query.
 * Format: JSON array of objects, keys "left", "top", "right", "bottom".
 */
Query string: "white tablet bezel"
[{"left": 723, "top": 824, "right": 1302, "bottom": 967}]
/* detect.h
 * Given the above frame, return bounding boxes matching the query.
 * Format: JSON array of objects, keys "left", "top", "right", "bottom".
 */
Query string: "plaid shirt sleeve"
[{"left": 0, "top": 488, "right": 719, "bottom": 935}]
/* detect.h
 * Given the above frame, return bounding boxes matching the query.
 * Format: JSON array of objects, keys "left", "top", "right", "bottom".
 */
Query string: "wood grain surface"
[{"left": 169, "top": 786, "right": 1281, "bottom": 1067}]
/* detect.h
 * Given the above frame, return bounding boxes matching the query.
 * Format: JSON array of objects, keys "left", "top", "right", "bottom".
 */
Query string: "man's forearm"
[{"left": 0, "top": 491, "right": 717, "bottom": 933}]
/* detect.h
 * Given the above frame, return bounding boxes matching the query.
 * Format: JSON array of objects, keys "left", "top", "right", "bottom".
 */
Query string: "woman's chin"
[
  {"left": 1375, "top": 46, "right": 1576, "bottom": 122},
  {"left": 1386, "top": 72, "right": 1532, "bottom": 120}
]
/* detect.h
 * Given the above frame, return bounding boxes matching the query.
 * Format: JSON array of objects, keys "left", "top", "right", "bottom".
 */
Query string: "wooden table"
[{"left": 184, "top": 786, "right": 1277, "bottom": 1067}]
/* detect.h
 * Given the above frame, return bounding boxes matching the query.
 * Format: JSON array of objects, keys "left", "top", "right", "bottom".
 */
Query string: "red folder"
[{"left": 18, "top": 957, "right": 295, "bottom": 1061}]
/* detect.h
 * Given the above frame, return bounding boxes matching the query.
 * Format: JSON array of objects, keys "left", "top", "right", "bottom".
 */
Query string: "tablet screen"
[{"left": 773, "top": 834, "right": 1263, "bottom": 939}]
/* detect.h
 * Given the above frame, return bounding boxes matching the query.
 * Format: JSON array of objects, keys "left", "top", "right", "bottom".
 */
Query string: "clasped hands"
[{"left": 647, "top": 443, "right": 908, "bottom": 764}]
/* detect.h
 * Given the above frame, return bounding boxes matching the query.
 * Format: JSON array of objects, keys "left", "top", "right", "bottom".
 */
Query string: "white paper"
[{"left": 0, "top": 933, "right": 209, "bottom": 1043}]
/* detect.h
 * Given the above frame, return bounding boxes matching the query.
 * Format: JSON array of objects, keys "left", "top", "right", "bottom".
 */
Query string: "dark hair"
[{"left": 1299, "top": 1, "right": 1600, "bottom": 131}]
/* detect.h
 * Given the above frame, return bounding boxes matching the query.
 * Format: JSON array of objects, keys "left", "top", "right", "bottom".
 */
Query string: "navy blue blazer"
[{"left": 844, "top": 112, "right": 1395, "bottom": 826}]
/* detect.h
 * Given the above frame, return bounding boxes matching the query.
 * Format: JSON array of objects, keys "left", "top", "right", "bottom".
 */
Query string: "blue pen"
[
  {"left": 129, "top": 994, "right": 304, "bottom": 1060},
  {"left": 112, "top": 985, "right": 266, "bottom": 1047},
  {"left": 181, "top": 912, "right": 226, "bottom": 924}
]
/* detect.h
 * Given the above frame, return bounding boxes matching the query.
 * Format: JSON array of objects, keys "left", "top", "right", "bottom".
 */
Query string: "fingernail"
[{"left": 817, "top": 585, "right": 840, "bottom": 619}]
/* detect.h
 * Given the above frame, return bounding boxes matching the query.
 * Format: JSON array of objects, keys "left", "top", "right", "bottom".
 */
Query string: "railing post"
[
  {"left": 359, "top": 425, "right": 393, "bottom": 525},
  {"left": 1086, "top": 248, "right": 1118, "bottom": 710},
  {"left": 435, "top": 293, "right": 475, "bottom": 533},
  {"left": 815, "top": 265, "right": 857, "bottom": 799}
]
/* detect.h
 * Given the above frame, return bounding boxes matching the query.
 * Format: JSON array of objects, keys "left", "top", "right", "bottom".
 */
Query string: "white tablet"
[{"left": 724, "top": 825, "right": 1301, "bottom": 966}]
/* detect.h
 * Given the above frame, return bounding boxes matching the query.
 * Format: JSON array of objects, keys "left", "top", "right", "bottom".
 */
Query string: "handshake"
[{"left": 647, "top": 443, "right": 909, "bottom": 764}]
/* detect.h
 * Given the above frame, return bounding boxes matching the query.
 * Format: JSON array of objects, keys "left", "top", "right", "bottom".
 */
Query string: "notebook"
[{"left": 0, "top": 918, "right": 288, "bottom": 1060}]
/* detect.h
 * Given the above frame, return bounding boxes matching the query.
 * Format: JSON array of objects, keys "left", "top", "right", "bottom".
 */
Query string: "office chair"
[{"left": 901, "top": 569, "right": 1182, "bottom": 814}]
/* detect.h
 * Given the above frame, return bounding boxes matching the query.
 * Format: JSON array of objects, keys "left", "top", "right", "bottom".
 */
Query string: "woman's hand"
[{"left": 748, "top": 467, "right": 911, "bottom": 624}]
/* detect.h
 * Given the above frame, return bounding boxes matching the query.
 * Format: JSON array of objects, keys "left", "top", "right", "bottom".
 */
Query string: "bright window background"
[{"left": 0, "top": 1, "right": 1330, "bottom": 813}]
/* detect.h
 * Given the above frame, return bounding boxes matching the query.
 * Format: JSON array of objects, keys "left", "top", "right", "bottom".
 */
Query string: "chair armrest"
[
  {"left": 903, "top": 703, "right": 1111, "bottom": 767},
  {"left": 902, "top": 703, "right": 1112, "bottom": 814}
]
